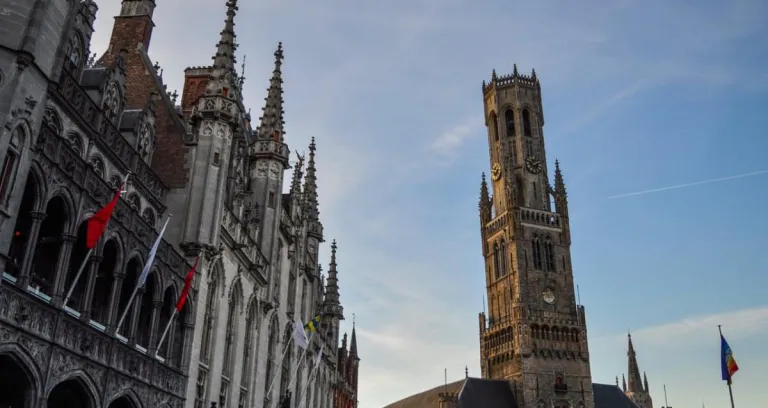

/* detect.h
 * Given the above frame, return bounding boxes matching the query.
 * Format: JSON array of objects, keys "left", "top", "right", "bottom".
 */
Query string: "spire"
[
  {"left": 627, "top": 333, "right": 644, "bottom": 393},
  {"left": 643, "top": 371, "right": 649, "bottom": 392},
  {"left": 513, "top": 63, "right": 518, "bottom": 76},
  {"left": 324, "top": 240, "right": 340, "bottom": 306},
  {"left": 350, "top": 313, "right": 358, "bottom": 359},
  {"left": 465, "top": 366, "right": 469, "bottom": 378},
  {"left": 256, "top": 42, "right": 286, "bottom": 141},
  {"left": 290, "top": 150, "right": 305, "bottom": 198},
  {"left": 303, "top": 138, "right": 319, "bottom": 220},
  {"left": 615, "top": 376, "right": 619, "bottom": 387},
  {"left": 621, "top": 374, "right": 626, "bottom": 392},
  {"left": 479, "top": 173, "right": 491, "bottom": 222},
  {"left": 212, "top": 0, "right": 238, "bottom": 71},
  {"left": 554, "top": 160, "right": 566, "bottom": 192},
  {"left": 553, "top": 160, "right": 569, "bottom": 215}
]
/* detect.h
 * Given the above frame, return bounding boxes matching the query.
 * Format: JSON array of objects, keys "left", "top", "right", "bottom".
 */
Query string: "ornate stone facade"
[{"left": 0, "top": 0, "right": 360, "bottom": 407}]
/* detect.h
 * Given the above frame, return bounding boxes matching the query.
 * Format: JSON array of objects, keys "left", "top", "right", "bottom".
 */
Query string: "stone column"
[
  {"left": 147, "top": 299, "right": 162, "bottom": 355},
  {"left": 52, "top": 234, "right": 77, "bottom": 305},
  {"left": 107, "top": 271, "right": 125, "bottom": 334},
  {"left": 16, "top": 210, "right": 46, "bottom": 289},
  {"left": 80, "top": 255, "right": 102, "bottom": 322}
]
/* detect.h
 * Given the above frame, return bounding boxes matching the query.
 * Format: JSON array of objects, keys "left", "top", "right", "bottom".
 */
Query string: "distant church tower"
[
  {"left": 477, "top": 66, "right": 595, "bottom": 408},
  {"left": 622, "top": 334, "right": 654, "bottom": 408}
]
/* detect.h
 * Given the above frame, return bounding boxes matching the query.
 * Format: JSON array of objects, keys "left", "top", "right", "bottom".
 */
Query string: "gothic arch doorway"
[
  {"left": 0, "top": 353, "right": 36, "bottom": 408},
  {"left": 47, "top": 378, "right": 94, "bottom": 408},
  {"left": 108, "top": 396, "right": 138, "bottom": 408}
]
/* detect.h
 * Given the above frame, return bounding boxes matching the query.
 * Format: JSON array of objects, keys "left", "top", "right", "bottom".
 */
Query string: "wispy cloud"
[
  {"left": 428, "top": 117, "right": 482, "bottom": 160},
  {"left": 607, "top": 170, "right": 768, "bottom": 199}
]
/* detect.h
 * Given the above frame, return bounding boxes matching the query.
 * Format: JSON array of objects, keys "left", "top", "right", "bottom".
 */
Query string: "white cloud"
[{"left": 428, "top": 117, "right": 482, "bottom": 160}]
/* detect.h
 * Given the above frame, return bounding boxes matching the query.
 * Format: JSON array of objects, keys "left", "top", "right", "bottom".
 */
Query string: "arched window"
[
  {"left": 0, "top": 126, "right": 24, "bottom": 206},
  {"left": 88, "top": 155, "right": 105, "bottom": 178},
  {"left": 522, "top": 109, "right": 532, "bottom": 137},
  {"left": 43, "top": 108, "right": 62, "bottom": 135},
  {"left": 532, "top": 236, "right": 543, "bottom": 270},
  {"left": 272, "top": 241, "right": 283, "bottom": 301},
  {"left": 68, "top": 134, "right": 84, "bottom": 157},
  {"left": 544, "top": 236, "right": 555, "bottom": 272},
  {"left": 264, "top": 316, "right": 278, "bottom": 403},
  {"left": 157, "top": 286, "right": 176, "bottom": 358},
  {"left": 30, "top": 195, "right": 70, "bottom": 298},
  {"left": 220, "top": 281, "right": 241, "bottom": 408},
  {"left": 90, "top": 239, "right": 119, "bottom": 324},
  {"left": 240, "top": 297, "right": 260, "bottom": 408},
  {"left": 505, "top": 109, "right": 515, "bottom": 137},
  {"left": 109, "top": 174, "right": 122, "bottom": 190},
  {"left": 7, "top": 172, "right": 39, "bottom": 278},
  {"left": 499, "top": 238, "right": 508, "bottom": 277},
  {"left": 279, "top": 325, "right": 293, "bottom": 394},
  {"left": 492, "top": 242, "right": 501, "bottom": 280},
  {"left": 200, "top": 268, "right": 220, "bottom": 365},
  {"left": 489, "top": 112, "right": 499, "bottom": 141},
  {"left": 137, "top": 272, "right": 157, "bottom": 347},
  {"left": 64, "top": 32, "right": 84, "bottom": 75}
]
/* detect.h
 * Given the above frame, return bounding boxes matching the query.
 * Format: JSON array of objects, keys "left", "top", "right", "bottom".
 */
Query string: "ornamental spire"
[{"left": 256, "top": 42, "right": 286, "bottom": 141}]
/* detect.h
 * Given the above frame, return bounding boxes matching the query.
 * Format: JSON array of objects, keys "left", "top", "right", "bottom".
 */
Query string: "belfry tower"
[{"left": 477, "top": 66, "right": 594, "bottom": 408}]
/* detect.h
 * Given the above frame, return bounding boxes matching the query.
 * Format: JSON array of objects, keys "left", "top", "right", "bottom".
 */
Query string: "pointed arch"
[
  {"left": 25, "top": 162, "right": 47, "bottom": 212},
  {"left": 44, "top": 188, "right": 77, "bottom": 234},
  {"left": 43, "top": 106, "right": 63, "bottom": 135},
  {"left": 45, "top": 369, "right": 100, "bottom": 408},
  {"left": 105, "top": 388, "right": 144, "bottom": 408},
  {"left": 0, "top": 343, "right": 44, "bottom": 403}
]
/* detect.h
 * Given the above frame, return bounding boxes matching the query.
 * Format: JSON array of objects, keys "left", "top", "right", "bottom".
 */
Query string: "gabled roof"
[
  {"left": 458, "top": 377, "right": 519, "bottom": 408},
  {"left": 593, "top": 383, "right": 640, "bottom": 408}
]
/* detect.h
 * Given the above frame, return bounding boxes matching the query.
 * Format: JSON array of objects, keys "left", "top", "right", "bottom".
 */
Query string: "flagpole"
[
  {"left": 288, "top": 331, "right": 314, "bottom": 390},
  {"left": 153, "top": 308, "right": 178, "bottom": 358},
  {"left": 266, "top": 336, "right": 294, "bottom": 397},
  {"left": 297, "top": 353, "right": 321, "bottom": 407},
  {"left": 62, "top": 247, "right": 94, "bottom": 307},
  {"left": 719, "top": 325, "right": 736, "bottom": 408},
  {"left": 115, "top": 277, "right": 141, "bottom": 334}
]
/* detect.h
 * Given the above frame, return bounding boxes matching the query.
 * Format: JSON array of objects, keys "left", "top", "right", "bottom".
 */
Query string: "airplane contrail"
[{"left": 608, "top": 170, "right": 768, "bottom": 199}]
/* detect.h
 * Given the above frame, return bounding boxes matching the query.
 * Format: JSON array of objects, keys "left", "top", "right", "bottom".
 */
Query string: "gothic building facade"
[
  {"left": 0, "top": 0, "right": 360, "bottom": 407},
  {"left": 382, "top": 68, "right": 645, "bottom": 408}
]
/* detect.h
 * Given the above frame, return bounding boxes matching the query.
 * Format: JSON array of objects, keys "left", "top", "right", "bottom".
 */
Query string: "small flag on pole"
[
  {"left": 292, "top": 320, "right": 309, "bottom": 349},
  {"left": 720, "top": 332, "right": 739, "bottom": 384},
  {"left": 176, "top": 256, "right": 198, "bottom": 312},
  {"left": 86, "top": 176, "right": 127, "bottom": 248},
  {"left": 304, "top": 314, "right": 321, "bottom": 332},
  {"left": 137, "top": 216, "right": 170, "bottom": 288}
]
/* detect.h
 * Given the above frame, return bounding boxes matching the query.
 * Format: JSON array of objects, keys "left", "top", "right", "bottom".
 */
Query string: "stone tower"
[
  {"left": 477, "top": 66, "right": 594, "bottom": 408},
  {"left": 623, "top": 334, "right": 653, "bottom": 408}
]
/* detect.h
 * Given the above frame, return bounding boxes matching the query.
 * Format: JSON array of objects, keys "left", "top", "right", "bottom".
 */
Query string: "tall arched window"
[
  {"left": 522, "top": 109, "right": 532, "bottom": 137},
  {"left": 64, "top": 32, "right": 84, "bottom": 76},
  {"left": 272, "top": 241, "right": 283, "bottom": 301},
  {"left": 489, "top": 112, "right": 499, "bottom": 141},
  {"left": 532, "top": 236, "right": 543, "bottom": 270},
  {"left": 102, "top": 82, "right": 122, "bottom": 124},
  {"left": 544, "top": 236, "right": 556, "bottom": 272},
  {"left": 0, "top": 126, "right": 24, "bottom": 206},
  {"left": 264, "top": 316, "right": 279, "bottom": 403},
  {"left": 499, "top": 238, "right": 508, "bottom": 277},
  {"left": 492, "top": 242, "right": 500, "bottom": 280},
  {"left": 279, "top": 325, "right": 292, "bottom": 394},
  {"left": 505, "top": 109, "right": 515, "bottom": 137},
  {"left": 240, "top": 297, "right": 259, "bottom": 408},
  {"left": 222, "top": 281, "right": 242, "bottom": 390},
  {"left": 200, "top": 268, "right": 220, "bottom": 365}
]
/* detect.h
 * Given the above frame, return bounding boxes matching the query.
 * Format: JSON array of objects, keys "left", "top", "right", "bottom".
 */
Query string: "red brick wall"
[
  {"left": 100, "top": 15, "right": 188, "bottom": 188},
  {"left": 181, "top": 73, "right": 210, "bottom": 119}
]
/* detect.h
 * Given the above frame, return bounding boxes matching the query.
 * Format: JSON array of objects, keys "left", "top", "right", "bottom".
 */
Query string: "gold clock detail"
[
  {"left": 525, "top": 156, "right": 542, "bottom": 174},
  {"left": 491, "top": 162, "right": 502, "bottom": 181},
  {"left": 542, "top": 288, "right": 555, "bottom": 304}
]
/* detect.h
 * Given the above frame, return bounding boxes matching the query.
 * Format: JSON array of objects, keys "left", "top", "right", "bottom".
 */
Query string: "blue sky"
[{"left": 91, "top": 0, "right": 768, "bottom": 407}]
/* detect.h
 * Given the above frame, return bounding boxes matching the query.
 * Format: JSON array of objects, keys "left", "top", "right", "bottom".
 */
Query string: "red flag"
[
  {"left": 176, "top": 256, "right": 199, "bottom": 312},
  {"left": 86, "top": 182, "right": 125, "bottom": 249}
]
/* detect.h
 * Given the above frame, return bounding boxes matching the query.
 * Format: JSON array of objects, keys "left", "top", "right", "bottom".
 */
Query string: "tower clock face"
[
  {"left": 542, "top": 289, "right": 555, "bottom": 304},
  {"left": 525, "top": 156, "right": 542, "bottom": 174},
  {"left": 491, "top": 163, "right": 502, "bottom": 181}
]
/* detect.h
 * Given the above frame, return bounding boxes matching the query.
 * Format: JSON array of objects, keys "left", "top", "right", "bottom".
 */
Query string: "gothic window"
[
  {"left": 240, "top": 298, "right": 259, "bottom": 407},
  {"left": 126, "top": 193, "right": 140, "bottom": 211},
  {"left": 272, "top": 241, "right": 283, "bottom": 300},
  {"left": 492, "top": 242, "right": 500, "bottom": 280},
  {"left": 301, "top": 280, "right": 309, "bottom": 320},
  {"left": 136, "top": 272, "right": 157, "bottom": 347},
  {"left": 67, "top": 133, "right": 84, "bottom": 157},
  {"left": 31, "top": 195, "right": 71, "bottom": 297},
  {"left": 499, "top": 238, "right": 508, "bottom": 277},
  {"left": 102, "top": 82, "right": 122, "bottom": 124},
  {"left": 195, "top": 368, "right": 208, "bottom": 408},
  {"left": 65, "top": 32, "right": 84, "bottom": 75},
  {"left": 213, "top": 149, "right": 221, "bottom": 166},
  {"left": 279, "top": 325, "right": 292, "bottom": 393},
  {"left": 222, "top": 281, "right": 242, "bottom": 378},
  {"left": 90, "top": 238, "right": 118, "bottom": 323},
  {"left": 264, "top": 316, "right": 278, "bottom": 403},
  {"left": 7, "top": 173, "right": 39, "bottom": 278},
  {"left": 157, "top": 287, "right": 176, "bottom": 358},
  {"left": 505, "top": 109, "right": 516, "bottom": 137},
  {"left": 532, "top": 235, "right": 543, "bottom": 270},
  {"left": 489, "top": 112, "right": 499, "bottom": 141},
  {"left": 544, "top": 236, "right": 555, "bottom": 272},
  {"left": 0, "top": 126, "right": 24, "bottom": 206},
  {"left": 523, "top": 109, "right": 532, "bottom": 137},
  {"left": 109, "top": 174, "right": 123, "bottom": 190},
  {"left": 200, "top": 267, "right": 221, "bottom": 366},
  {"left": 137, "top": 122, "right": 153, "bottom": 160},
  {"left": 142, "top": 207, "right": 156, "bottom": 227},
  {"left": 88, "top": 155, "right": 106, "bottom": 179}
]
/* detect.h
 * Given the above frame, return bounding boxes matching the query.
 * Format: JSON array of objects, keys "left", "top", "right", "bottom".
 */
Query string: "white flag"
[
  {"left": 137, "top": 217, "right": 170, "bottom": 288},
  {"left": 292, "top": 320, "right": 309, "bottom": 349},
  {"left": 314, "top": 344, "right": 324, "bottom": 369}
]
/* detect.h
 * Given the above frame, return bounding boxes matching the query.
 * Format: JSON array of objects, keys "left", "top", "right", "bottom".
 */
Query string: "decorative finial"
[
  {"left": 513, "top": 63, "right": 518, "bottom": 76},
  {"left": 465, "top": 366, "right": 468, "bottom": 378},
  {"left": 170, "top": 90, "right": 179, "bottom": 105}
]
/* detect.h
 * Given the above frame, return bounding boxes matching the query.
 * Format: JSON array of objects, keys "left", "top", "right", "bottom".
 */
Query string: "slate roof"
[
  {"left": 458, "top": 377, "right": 519, "bottom": 408},
  {"left": 593, "top": 383, "right": 640, "bottom": 408},
  {"left": 382, "top": 379, "right": 639, "bottom": 408}
]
